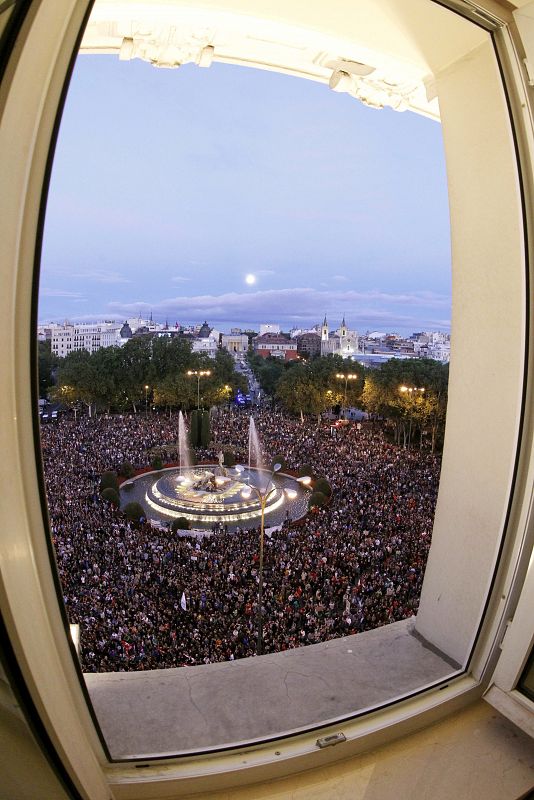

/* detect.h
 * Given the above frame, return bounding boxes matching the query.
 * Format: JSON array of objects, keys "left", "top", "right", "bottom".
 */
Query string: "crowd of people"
[{"left": 40, "top": 406, "right": 441, "bottom": 671}]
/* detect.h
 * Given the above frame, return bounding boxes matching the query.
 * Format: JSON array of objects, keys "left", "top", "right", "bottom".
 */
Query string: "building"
[
  {"left": 253, "top": 331, "right": 299, "bottom": 360},
  {"left": 51, "top": 321, "right": 122, "bottom": 357},
  {"left": 320, "top": 315, "right": 359, "bottom": 357},
  {"left": 221, "top": 332, "right": 249, "bottom": 353},
  {"left": 1, "top": 2, "right": 534, "bottom": 799},
  {"left": 296, "top": 331, "right": 321, "bottom": 357}
]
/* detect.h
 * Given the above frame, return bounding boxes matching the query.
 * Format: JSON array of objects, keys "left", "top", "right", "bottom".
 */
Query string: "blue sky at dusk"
[{"left": 40, "top": 55, "right": 451, "bottom": 334}]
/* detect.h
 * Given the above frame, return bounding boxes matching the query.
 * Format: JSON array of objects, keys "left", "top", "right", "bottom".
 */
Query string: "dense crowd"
[{"left": 40, "top": 407, "right": 441, "bottom": 671}]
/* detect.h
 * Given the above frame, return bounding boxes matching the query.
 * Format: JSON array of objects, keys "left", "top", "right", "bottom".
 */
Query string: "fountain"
[
  {"left": 178, "top": 411, "right": 190, "bottom": 474},
  {"left": 121, "top": 415, "right": 310, "bottom": 530},
  {"left": 248, "top": 416, "right": 263, "bottom": 472}
]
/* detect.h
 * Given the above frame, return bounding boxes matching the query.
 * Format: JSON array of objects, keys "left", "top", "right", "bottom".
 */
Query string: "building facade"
[
  {"left": 253, "top": 332, "right": 299, "bottom": 360},
  {"left": 50, "top": 321, "right": 122, "bottom": 357}
]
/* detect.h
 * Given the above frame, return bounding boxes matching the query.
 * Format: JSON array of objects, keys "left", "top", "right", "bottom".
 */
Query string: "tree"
[
  {"left": 115, "top": 337, "right": 152, "bottom": 413},
  {"left": 276, "top": 363, "right": 332, "bottom": 421},
  {"left": 362, "top": 358, "right": 448, "bottom": 450},
  {"left": 150, "top": 336, "right": 193, "bottom": 382},
  {"left": 53, "top": 349, "right": 98, "bottom": 416},
  {"left": 248, "top": 355, "right": 285, "bottom": 397},
  {"left": 153, "top": 373, "right": 195, "bottom": 412},
  {"left": 37, "top": 340, "right": 58, "bottom": 397}
]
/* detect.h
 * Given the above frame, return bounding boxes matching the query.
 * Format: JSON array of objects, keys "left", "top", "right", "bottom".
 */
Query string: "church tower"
[
  {"left": 321, "top": 315, "right": 329, "bottom": 342},
  {"left": 340, "top": 314, "right": 347, "bottom": 338}
]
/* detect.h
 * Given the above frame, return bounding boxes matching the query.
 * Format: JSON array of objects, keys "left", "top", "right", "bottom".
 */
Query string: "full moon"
[{"left": 245, "top": 273, "right": 256, "bottom": 285}]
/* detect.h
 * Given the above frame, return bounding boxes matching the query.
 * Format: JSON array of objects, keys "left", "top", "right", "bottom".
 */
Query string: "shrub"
[
  {"left": 189, "top": 410, "right": 200, "bottom": 448},
  {"left": 171, "top": 517, "right": 190, "bottom": 532},
  {"left": 123, "top": 502, "right": 145, "bottom": 523},
  {"left": 151, "top": 455, "right": 163, "bottom": 471},
  {"left": 100, "top": 487, "right": 120, "bottom": 507},
  {"left": 314, "top": 477, "right": 332, "bottom": 497},
  {"left": 200, "top": 410, "right": 210, "bottom": 447},
  {"left": 308, "top": 491, "right": 328, "bottom": 510},
  {"left": 100, "top": 470, "right": 119, "bottom": 493},
  {"left": 118, "top": 461, "right": 134, "bottom": 479},
  {"left": 271, "top": 455, "right": 287, "bottom": 472},
  {"left": 298, "top": 463, "right": 314, "bottom": 481},
  {"left": 223, "top": 450, "right": 236, "bottom": 467},
  {"left": 190, "top": 410, "right": 210, "bottom": 447}
]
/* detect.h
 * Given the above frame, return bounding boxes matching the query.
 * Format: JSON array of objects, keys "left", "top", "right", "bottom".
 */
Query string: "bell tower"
[{"left": 321, "top": 314, "right": 329, "bottom": 342}]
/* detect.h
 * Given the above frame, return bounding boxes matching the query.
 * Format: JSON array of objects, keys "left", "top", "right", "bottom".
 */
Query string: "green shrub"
[
  {"left": 190, "top": 409, "right": 210, "bottom": 447},
  {"left": 123, "top": 502, "right": 146, "bottom": 522},
  {"left": 189, "top": 410, "right": 200, "bottom": 447},
  {"left": 118, "top": 461, "right": 134, "bottom": 479},
  {"left": 313, "top": 477, "right": 332, "bottom": 497},
  {"left": 100, "top": 470, "right": 119, "bottom": 493},
  {"left": 298, "top": 463, "right": 314, "bottom": 481},
  {"left": 223, "top": 450, "right": 236, "bottom": 467},
  {"left": 151, "top": 455, "right": 163, "bottom": 471},
  {"left": 171, "top": 517, "right": 190, "bottom": 532},
  {"left": 101, "top": 487, "right": 120, "bottom": 507},
  {"left": 308, "top": 491, "right": 328, "bottom": 510},
  {"left": 271, "top": 455, "right": 287, "bottom": 472},
  {"left": 200, "top": 410, "right": 210, "bottom": 447}
]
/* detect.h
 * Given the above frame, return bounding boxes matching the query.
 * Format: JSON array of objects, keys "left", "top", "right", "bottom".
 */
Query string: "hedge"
[
  {"left": 101, "top": 487, "right": 120, "bottom": 507},
  {"left": 100, "top": 470, "right": 119, "bottom": 493}
]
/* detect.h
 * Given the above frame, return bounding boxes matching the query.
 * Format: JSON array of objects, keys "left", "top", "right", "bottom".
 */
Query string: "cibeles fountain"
[{"left": 121, "top": 414, "right": 310, "bottom": 530}]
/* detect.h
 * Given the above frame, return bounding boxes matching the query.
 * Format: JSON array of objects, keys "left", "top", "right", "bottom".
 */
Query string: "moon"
[{"left": 245, "top": 273, "right": 256, "bottom": 285}]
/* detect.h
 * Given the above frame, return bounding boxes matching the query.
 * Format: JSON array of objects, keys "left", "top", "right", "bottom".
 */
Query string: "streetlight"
[
  {"left": 144, "top": 384, "right": 149, "bottom": 415},
  {"left": 335, "top": 372, "right": 358, "bottom": 408},
  {"left": 187, "top": 369, "right": 211, "bottom": 409},
  {"left": 239, "top": 465, "right": 311, "bottom": 655},
  {"left": 399, "top": 385, "right": 425, "bottom": 395}
]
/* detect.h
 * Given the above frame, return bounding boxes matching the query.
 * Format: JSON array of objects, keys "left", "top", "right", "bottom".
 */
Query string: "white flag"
[{"left": 180, "top": 591, "right": 187, "bottom": 611}]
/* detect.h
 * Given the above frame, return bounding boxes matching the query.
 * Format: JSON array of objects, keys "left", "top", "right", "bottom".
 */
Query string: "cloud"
[
  {"left": 331, "top": 274, "right": 348, "bottom": 282},
  {"left": 40, "top": 289, "right": 85, "bottom": 299},
  {"left": 106, "top": 287, "right": 450, "bottom": 331},
  {"left": 69, "top": 269, "right": 131, "bottom": 284},
  {"left": 171, "top": 276, "right": 191, "bottom": 284}
]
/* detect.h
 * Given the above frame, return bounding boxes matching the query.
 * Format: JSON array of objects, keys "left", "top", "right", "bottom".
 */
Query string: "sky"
[{"left": 40, "top": 54, "right": 451, "bottom": 335}]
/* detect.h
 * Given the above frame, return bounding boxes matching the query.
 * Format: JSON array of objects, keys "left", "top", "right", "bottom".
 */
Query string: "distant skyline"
[{"left": 40, "top": 55, "right": 451, "bottom": 335}]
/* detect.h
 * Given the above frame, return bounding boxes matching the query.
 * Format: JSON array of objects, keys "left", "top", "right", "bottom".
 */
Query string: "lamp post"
[
  {"left": 240, "top": 466, "right": 311, "bottom": 655},
  {"left": 144, "top": 384, "right": 149, "bottom": 415},
  {"left": 335, "top": 372, "right": 358, "bottom": 409},
  {"left": 187, "top": 369, "right": 211, "bottom": 409}
]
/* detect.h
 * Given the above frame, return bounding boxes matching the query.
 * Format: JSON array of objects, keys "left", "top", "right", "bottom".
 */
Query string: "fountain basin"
[{"left": 120, "top": 465, "right": 308, "bottom": 530}]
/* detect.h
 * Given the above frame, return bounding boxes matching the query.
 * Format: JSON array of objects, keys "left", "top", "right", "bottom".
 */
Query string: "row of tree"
[
  {"left": 46, "top": 336, "right": 247, "bottom": 415},
  {"left": 248, "top": 352, "right": 448, "bottom": 452}
]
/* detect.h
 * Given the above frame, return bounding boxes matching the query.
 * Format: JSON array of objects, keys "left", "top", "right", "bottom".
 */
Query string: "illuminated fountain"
[{"left": 121, "top": 416, "right": 310, "bottom": 530}]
